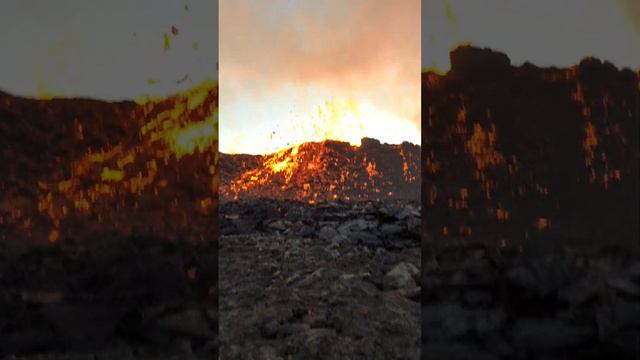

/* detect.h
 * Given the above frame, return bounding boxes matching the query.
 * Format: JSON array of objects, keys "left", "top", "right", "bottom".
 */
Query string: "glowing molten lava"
[
  {"left": 220, "top": 138, "right": 420, "bottom": 203},
  {"left": 26, "top": 80, "right": 219, "bottom": 242},
  {"left": 139, "top": 80, "right": 218, "bottom": 159}
]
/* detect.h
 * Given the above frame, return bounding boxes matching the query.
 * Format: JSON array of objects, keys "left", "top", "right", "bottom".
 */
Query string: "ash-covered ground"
[{"left": 219, "top": 198, "right": 421, "bottom": 359}]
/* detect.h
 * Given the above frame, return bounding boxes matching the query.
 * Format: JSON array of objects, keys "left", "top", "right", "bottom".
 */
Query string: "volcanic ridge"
[
  {"left": 220, "top": 137, "right": 420, "bottom": 203},
  {"left": 423, "top": 45, "right": 639, "bottom": 249}
]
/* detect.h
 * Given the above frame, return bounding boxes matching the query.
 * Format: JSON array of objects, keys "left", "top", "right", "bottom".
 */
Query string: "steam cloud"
[{"left": 220, "top": 0, "right": 421, "bottom": 154}]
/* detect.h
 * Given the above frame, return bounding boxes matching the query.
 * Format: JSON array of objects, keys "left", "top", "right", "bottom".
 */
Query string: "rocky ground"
[
  {"left": 219, "top": 198, "right": 421, "bottom": 359},
  {"left": 423, "top": 240, "right": 640, "bottom": 360},
  {"left": 0, "top": 235, "right": 218, "bottom": 359}
]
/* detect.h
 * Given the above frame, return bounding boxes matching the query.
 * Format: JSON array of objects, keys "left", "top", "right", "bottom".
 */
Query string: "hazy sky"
[
  {"left": 0, "top": 0, "right": 218, "bottom": 101},
  {"left": 423, "top": 0, "right": 640, "bottom": 73},
  {"left": 220, "top": 0, "right": 421, "bottom": 154}
]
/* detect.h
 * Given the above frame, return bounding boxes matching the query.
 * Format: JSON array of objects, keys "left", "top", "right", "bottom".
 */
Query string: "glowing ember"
[
  {"left": 101, "top": 168, "right": 125, "bottom": 182},
  {"left": 536, "top": 218, "right": 550, "bottom": 230}
]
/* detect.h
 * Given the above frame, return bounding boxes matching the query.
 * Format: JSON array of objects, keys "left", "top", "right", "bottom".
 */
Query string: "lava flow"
[
  {"left": 220, "top": 137, "right": 420, "bottom": 203},
  {"left": 0, "top": 80, "right": 219, "bottom": 244}
]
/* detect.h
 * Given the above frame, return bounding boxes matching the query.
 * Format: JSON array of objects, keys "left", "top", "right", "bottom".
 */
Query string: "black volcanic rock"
[
  {"left": 423, "top": 46, "right": 639, "bottom": 249},
  {"left": 219, "top": 199, "right": 421, "bottom": 358},
  {"left": 361, "top": 137, "right": 382, "bottom": 148},
  {"left": 449, "top": 46, "right": 512, "bottom": 82},
  {"left": 421, "top": 242, "right": 640, "bottom": 359}
]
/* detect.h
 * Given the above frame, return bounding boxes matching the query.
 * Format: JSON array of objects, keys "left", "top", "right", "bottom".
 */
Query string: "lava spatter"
[{"left": 1, "top": 80, "right": 219, "bottom": 243}]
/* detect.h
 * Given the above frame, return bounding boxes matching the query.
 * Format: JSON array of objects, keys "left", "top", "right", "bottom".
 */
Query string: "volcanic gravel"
[{"left": 219, "top": 198, "right": 421, "bottom": 359}]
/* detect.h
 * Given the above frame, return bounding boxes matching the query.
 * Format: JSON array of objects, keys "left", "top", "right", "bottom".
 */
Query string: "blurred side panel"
[{"left": 0, "top": 0, "right": 219, "bottom": 357}]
